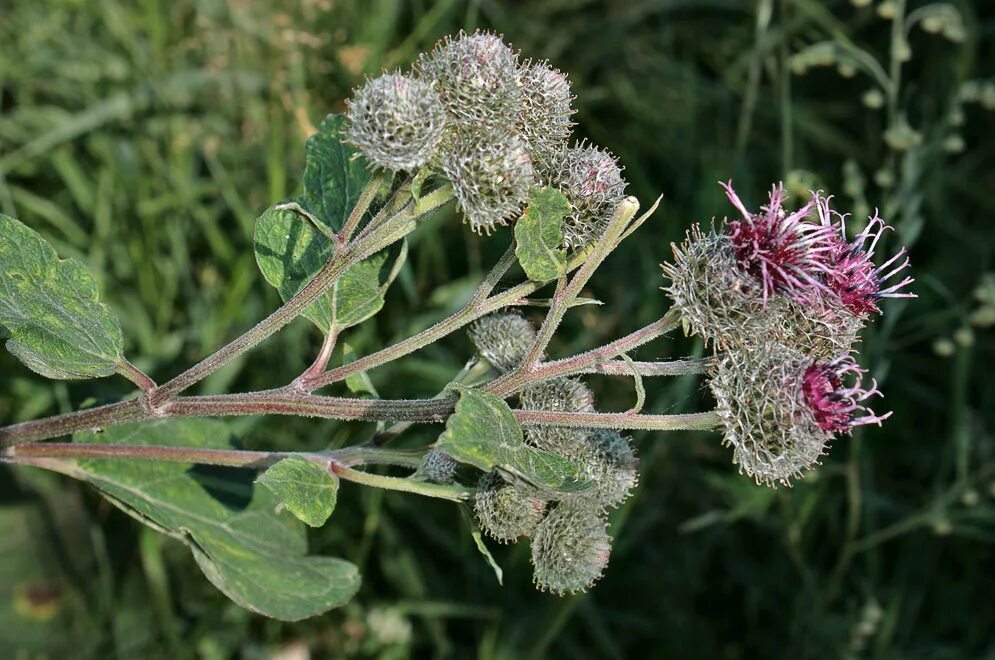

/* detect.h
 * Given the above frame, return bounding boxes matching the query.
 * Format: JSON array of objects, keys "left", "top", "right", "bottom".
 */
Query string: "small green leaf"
[
  {"left": 507, "top": 447, "right": 590, "bottom": 493},
  {"left": 254, "top": 206, "right": 405, "bottom": 333},
  {"left": 459, "top": 504, "right": 503, "bottom": 585},
  {"left": 515, "top": 187, "right": 570, "bottom": 281},
  {"left": 437, "top": 387, "right": 589, "bottom": 493},
  {"left": 55, "top": 419, "right": 360, "bottom": 621},
  {"left": 0, "top": 214, "right": 124, "bottom": 379},
  {"left": 257, "top": 457, "right": 339, "bottom": 528},
  {"left": 436, "top": 387, "right": 524, "bottom": 472},
  {"left": 303, "top": 114, "right": 372, "bottom": 234},
  {"left": 342, "top": 342, "right": 378, "bottom": 398}
]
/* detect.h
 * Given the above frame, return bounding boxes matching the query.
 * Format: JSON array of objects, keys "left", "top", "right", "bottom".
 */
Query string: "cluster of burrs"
[
  {"left": 418, "top": 313, "right": 638, "bottom": 595},
  {"left": 344, "top": 31, "right": 627, "bottom": 246},
  {"left": 663, "top": 183, "right": 915, "bottom": 486}
]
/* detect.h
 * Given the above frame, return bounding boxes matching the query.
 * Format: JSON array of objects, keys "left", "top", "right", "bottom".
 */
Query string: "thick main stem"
[{"left": 0, "top": 384, "right": 718, "bottom": 448}]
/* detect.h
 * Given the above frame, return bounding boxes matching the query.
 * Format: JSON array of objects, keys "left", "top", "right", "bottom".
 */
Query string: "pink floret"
[
  {"left": 815, "top": 196, "right": 915, "bottom": 316},
  {"left": 722, "top": 181, "right": 836, "bottom": 306},
  {"left": 801, "top": 355, "right": 891, "bottom": 434}
]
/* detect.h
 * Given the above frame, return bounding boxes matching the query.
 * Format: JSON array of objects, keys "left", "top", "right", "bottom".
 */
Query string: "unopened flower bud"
[
  {"left": 440, "top": 127, "right": 535, "bottom": 234},
  {"left": 474, "top": 471, "right": 547, "bottom": 543},
  {"left": 468, "top": 312, "right": 537, "bottom": 372},
  {"left": 531, "top": 502, "right": 612, "bottom": 595},
  {"left": 519, "top": 61, "right": 575, "bottom": 170},
  {"left": 415, "top": 31, "right": 522, "bottom": 129},
  {"left": 544, "top": 143, "right": 627, "bottom": 248},
  {"left": 420, "top": 448, "right": 458, "bottom": 483},
  {"left": 574, "top": 429, "right": 639, "bottom": 511},
  {"left": 519, "top": 378, "right": 596, "bottom": 455},
  {"left": 345, "top": 73, "right": 447, "bottom": 171}
]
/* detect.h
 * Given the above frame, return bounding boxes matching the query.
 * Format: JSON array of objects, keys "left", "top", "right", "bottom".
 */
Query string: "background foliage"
[{"left": 1, "top": 0, "right": 993, "bottom": 657}]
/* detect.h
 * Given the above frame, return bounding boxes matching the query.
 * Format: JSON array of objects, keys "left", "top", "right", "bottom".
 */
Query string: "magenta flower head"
[
  {"left": 801, "top": 355, "right": 892, "bottom": 433},
  {"left": 722, "top": 181, "right": 836, "bottom": 306},
  {"left": 662, "top": 224, "right": 862, "bottom": 356},
  {"left": 814, "top": 195, "right": 916, "bottom": 317},
  {"left": 709, "top": 342, "right": 891, "bottom": 486}
]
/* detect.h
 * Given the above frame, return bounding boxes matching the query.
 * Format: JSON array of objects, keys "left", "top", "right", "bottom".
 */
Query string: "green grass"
[{"left": 1, "top": 0, "right": 994, "bottom": 657}]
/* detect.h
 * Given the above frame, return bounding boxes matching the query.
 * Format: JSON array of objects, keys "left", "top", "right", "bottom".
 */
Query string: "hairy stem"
[
  {"left": 513, "top": 410, "right": 721, "bottom": 432},
  {"left": 308, "top": 233, "right": 600, "bottom": 391},
  {"left": 486, "top": 308, "right": 683, "bottom": 397},
  {"left": 148, "top": 185, "right": 452, "bottom": 405},
  {"left": 4, "top": 442, "right": 467, "bottom": 502},
  {"left": 0, "top": 382, "right": 719, "bottom": 448},
  {"left": 116, "top": 359, "right": 157, "bottom": 393},
  {"left": 339, "top": 171, "right": 386, "bottom": 242},
  {"left": 331, "top": 463, "right": 472, "bottom": 501}
]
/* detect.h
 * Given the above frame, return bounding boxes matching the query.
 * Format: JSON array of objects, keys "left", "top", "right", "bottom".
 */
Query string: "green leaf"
[
  {"left": 302, "top": 114, "right": 372, "bottom": 234},
  {"left": 0, "top": 214, "right": 123, "bottom": 379},
  {"left": 57, "top": 419, "right": 360, "bottom": 621},
  {"left": 342, "top": 342, "right": 379, "bottom": 398},
  {"left": 256, "top": 457, "right": 339, "bottom": 528},
  {"left": 507, "top": 446, "right": 590, "bottom": 493},
  {"left": 514, "top": 187, "right": 570, "bottom": 281},
  {"left": 253, "top": 205, "right": 405, "bottom": 333},
  {"left": 437, "top": 387, "right": 589, "bottom": 493},
  {"left": 436, "top": 387, "right": 524, "bottom": 472},
  {"left": 459, "top": 504, "right": 503, "bottom": 585}
]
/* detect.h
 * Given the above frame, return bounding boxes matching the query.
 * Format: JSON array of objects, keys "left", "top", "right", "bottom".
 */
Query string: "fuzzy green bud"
[
  {"left": 519, "top": 60, "right": 574, "bottom": 170},
  {"left": 468, "top": 312, "right": 537, "bottom": 372},
  {"left": 474, "top": 471, "right": 548, "bottom": 543},
  {"left": 543, "top": 143, "right": 627, "bottom": 248},
  {"left": 440, "top": 127, "right": 535, "bottom": 234},
  {"left": 519, "top": 377, "right": 596, "bottom": 455},
  {"left": 530, "top": 502, "right": 612, "bottom": 595},
  {"left": 420, "top": 448, "right": 458, "bottom": 483},
  {"left": 345, "top": 73, "right": 447, "bottom": 171},
  {"left": 414, "top": 31, "right": 522, "bottom": 130}
]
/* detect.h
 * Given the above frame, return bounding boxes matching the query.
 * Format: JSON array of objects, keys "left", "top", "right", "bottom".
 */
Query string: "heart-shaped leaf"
[{"left": 253, "top": 205, "right": 406, "bottom": 334}]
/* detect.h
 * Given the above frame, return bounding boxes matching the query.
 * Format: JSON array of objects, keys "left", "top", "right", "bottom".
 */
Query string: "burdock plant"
[{"left": 0, "top": 31, "right": 914, "bottom": 618}]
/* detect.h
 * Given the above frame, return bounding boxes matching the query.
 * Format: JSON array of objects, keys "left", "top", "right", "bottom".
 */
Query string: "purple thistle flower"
[
  {"left": 801, "top": 354, "right": 891, "bottom": 434},
  {"left": 814, "top": 195, "right": 916, "bottom": 316},
  {"left": 722, "top": 181, "right": 836, "bottom": 306}
]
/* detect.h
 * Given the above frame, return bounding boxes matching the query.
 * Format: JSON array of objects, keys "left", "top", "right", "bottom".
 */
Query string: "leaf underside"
[{"left": 63, "top": 419, "right": 360, "bottom": 621}]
